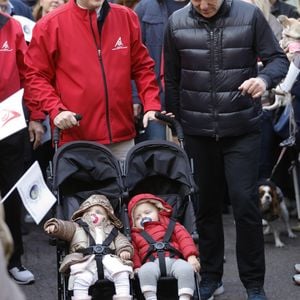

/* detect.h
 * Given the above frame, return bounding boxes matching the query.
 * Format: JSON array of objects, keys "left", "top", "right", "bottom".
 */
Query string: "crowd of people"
[{"left": 1, "top": 1, "right": 300, "bottom": 300}]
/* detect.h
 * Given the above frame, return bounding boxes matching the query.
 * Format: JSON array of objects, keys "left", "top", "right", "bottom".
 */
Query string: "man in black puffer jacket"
[{"left": 164, "top": 1, "right": 289, "bottom": 300}]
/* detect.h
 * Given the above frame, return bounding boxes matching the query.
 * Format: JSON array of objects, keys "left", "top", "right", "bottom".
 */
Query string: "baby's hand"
[
  {"left": 120, "top": 250, "right": 131, "bottom": 260},
  {"left": 45, "top": 224, "right": 56, "bottom": 234},
  {"left": 187, "top": 255, "right": 200, "bottom": 272}
]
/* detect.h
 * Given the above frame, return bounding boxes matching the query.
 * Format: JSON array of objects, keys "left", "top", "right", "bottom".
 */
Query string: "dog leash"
[{"left": 269, "top": 102, "right": 298, "bottom": 180}]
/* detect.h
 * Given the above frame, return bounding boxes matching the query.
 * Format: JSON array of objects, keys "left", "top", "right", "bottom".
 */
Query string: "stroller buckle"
[
  {"left": 93, "top": 245, "right": 105, "bottom": 254},
  {"left": 153, "top": 242, "right": 166, "bottom": 250}
]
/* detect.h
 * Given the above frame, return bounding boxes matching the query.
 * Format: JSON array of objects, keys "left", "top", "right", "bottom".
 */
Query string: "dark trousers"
[
  {"left": 0, "top": 129, "right": 27, "bottom": 268},
  {"left": 185, "top": 132, "right": 265, "bottom": 289}
]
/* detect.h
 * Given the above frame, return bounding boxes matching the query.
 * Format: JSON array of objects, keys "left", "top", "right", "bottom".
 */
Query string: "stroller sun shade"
[
  {"left": 52, "top": 141, "right": 124, "bottom": 199},
  {"left": 124, "top": 140, "right": 197, "bottom": 199}
]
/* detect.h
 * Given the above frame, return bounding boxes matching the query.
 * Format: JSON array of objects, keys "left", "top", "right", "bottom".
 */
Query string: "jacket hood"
[
  {"left": 72, "top": 194, "right": 123, "bottom": 228},
  {"left": 128, "top": 193, "right": 172, "bottom": 228}
]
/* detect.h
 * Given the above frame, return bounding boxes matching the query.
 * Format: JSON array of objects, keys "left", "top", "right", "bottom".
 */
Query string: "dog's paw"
[
  {"left": 263, "top": 225, "right": 271, "bottom": 235},
  {"left": 275, "top": 239, "right": 285, "bottom": 247},
  {"left": 288, "top": 232, "right": 297, "bottom": 239}
]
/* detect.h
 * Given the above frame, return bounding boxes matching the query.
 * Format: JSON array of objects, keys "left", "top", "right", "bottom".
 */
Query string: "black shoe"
[
  {"left": 246, "top": 287, "right": 267, "bottom": 300},
  {"left": 199, "top": 279, "right": 224, "bottom": 300}
]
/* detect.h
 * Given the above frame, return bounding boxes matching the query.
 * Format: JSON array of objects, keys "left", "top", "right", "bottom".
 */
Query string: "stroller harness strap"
[
  {"left": 76, "top": 220, "right": 118, "bottom": 280},
  {"left": 140, "top": 219, "right": 183, "bottom": 277}
]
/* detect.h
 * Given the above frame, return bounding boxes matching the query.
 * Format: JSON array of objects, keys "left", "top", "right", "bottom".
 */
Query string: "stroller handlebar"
[
  {"left": 53, "top": 114, "right": 82, "bottom": 145},
  {"left": 155, "top": 112, "right": 184, "bottom": 142}
]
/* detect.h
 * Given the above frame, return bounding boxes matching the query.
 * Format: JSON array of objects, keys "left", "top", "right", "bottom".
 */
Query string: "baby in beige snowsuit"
[{"left": 44, "top": 194, "right": 133, "bottom": 300}]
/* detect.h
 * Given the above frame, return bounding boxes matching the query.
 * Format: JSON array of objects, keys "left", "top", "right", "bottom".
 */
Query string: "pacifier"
[
  {"left": 140, "top": 217, "right": 152, "bottom": 227},
  {"left": 90, "top": 214, "right": 99, "bottom": 224}
]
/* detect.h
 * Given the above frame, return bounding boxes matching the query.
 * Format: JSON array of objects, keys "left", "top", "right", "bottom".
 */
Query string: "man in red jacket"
[
  {"left": 24, "top": 0, "right": 162, "bottom": 159},
  {"left": 128, "top": 193, "right": 200, "bottom": 300},
  {"left": 0, "top": 11, "right": 35, "bottom": 284}
]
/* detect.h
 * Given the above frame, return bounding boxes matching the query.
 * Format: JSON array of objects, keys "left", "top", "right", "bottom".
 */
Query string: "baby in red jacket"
[{"left": 128, "top": 193, "right": 200, "bottom": 300}]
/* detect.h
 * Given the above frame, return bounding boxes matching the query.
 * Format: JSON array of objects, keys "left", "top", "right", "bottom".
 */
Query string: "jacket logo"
[
  {"left": 112, "top": 37, "right": 127, "bottom": 51},
  {"left": 0, "top": 41, "right": 13, "bottom": 52}
]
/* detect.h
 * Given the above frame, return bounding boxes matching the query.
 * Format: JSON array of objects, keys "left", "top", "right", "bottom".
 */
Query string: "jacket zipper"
[
  {"left": 89, "top": 15, "right": 113, "bottom": 143},
  {"left": 209, "top": 29, "right": 219, "bottom": 141}
]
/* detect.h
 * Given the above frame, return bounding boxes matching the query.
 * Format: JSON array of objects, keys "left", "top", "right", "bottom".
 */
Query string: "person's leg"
[
  {"left": 144, "top": 121, "right": 166, "bottom": 140},
  {"left": 105, "top": 139, "right": 134, "bottom": 160},
  {"left": 223, "top": 132, "right": 265, "bottom": 289},
  {"left": 185, "top": 135, "right": 225, "bottom": 282},
  {"left": 0, "top": 130, "right": 35, "bottom": 284},
  {"left": 71, "top": 270, "right": 94, "bottom": 300},
  {"left": 170, "top": 258, "right": 194, "bottom": 299},
  {"left": 138, "top": 262, "right": 160, "bottom": 300},
  {"left": 113, "top": 271, "right": 131, "bottom": 296}
]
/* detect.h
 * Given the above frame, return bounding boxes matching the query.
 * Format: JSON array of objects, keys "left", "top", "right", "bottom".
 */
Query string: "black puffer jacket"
[{"left": 164, "top": 0, "right": 289, "bottom": 138}]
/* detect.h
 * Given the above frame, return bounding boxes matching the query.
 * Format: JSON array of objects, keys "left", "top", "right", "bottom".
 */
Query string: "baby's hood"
[{"left": 128, "top": 193, "right": 172, "bottom": 227}]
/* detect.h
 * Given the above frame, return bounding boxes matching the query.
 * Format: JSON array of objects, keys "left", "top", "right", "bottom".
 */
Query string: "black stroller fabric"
[
  {"left": 52, "top": 141, "right": 125, "bottom": 220},
  {"left": 124, "top": 140, "right": 197, "bottom": 233}
]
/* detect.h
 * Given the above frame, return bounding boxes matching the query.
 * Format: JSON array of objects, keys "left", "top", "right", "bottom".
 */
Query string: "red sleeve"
[
  {"left": 173, "top": 222, "right": 199, "bottom": 260},
  {"left": 24, "top": 21, "right": 67, "bottom": 121},
  {"left": 128, "top": 9, "right": 161, "bottom": 113}
]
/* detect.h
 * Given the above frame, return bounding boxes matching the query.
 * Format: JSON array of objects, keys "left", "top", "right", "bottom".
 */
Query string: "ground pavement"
[{"left": 20, "top": 213, "right": 300, "bottom": 300}]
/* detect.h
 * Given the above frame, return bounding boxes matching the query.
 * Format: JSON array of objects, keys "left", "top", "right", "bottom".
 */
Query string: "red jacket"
[
  {"left": 24, "top": 0, "right": 161, "bottom": 145},
  {"left": 128, "top": 194, "right": 199, "bottom": 269},
  {"left": 0, "top": 13, "right": 27, "bottom": 102}
]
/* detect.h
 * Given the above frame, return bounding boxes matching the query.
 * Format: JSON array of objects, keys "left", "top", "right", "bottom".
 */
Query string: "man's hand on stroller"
[
  {"left": 187, "top": 255, "right": 201, "bottom": 272},
  {"left": 54, "top": 111, "right": 80, "bottom": 130},
  {"left": 120, "top": 250, "right": 131, "bottom": 260},
  {"left": 143, "top": 110, "right": 174, "bottom": 128}
]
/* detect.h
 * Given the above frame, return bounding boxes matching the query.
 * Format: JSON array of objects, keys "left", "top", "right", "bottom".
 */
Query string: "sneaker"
[
  {"left": 293, "top": 274, "right": 300, "bottom": 285},
  {"left": 9, "top": 266, "right": 35, "bottom": 285},
  {"left": 246, "top": 287, "right": 267, "bottom": 300},
  {"left": 199, "top": 279, "right": 224, "bottom": 300},
  {"left": 295, "top": 264, "right": 300, "bottom": 273}
]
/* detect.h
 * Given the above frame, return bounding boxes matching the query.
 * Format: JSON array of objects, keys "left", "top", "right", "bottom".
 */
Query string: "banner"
[
  {"left": 0, "top": 89, "right": 27, "bottom": 140},
  {"left": 1, "top": 161, "right": 57, "bottom": 225}
]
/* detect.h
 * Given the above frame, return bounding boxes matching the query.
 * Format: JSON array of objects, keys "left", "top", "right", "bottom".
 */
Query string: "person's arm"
[
  {"left": 173, "top": 222, "right": 199, "bottom": 259},
  {"left": 128, "top": 9, "right": 161, "bottom": 114},
  {"left": 44, "top": 218, "right": 76, "bottom": 242},
  {"left": 24, "top": 21, "right": 68, "bottom": 122},
  {"left": 163, "top": 18, "right": 181, "bottom": 120},
  {"left": 254, "top": 7, "right": 289, "bottom": 89}
]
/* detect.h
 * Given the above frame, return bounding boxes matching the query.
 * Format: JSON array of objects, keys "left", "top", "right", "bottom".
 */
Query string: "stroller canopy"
[
  {"left": 124, "top": 140, "right": 197, "bottom": 200},
  {"left": 52, "top": 141, "right": 124, "bottom": 200}
]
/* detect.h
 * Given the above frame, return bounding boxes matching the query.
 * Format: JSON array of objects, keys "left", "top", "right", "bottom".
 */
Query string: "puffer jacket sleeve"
[
  {"left": 114, "top": 230, "right": 134, "bottom": 257},
  {"left": 132, "top": 237, "right": 142, "bottom": 269},
  {"left": 44, "top": 218, "right": 76, "bottom": 242},
  {"left": 172, "top": 222, "right": 199, "bottom": 260},
  {"left": 254, "top": 8, "right": 289, "bottom": 88}
]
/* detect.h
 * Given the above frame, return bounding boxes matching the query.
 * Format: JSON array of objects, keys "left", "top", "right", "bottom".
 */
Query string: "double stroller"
[{"left": 49, "top": 115, "right": 200, "bottom": 300}]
